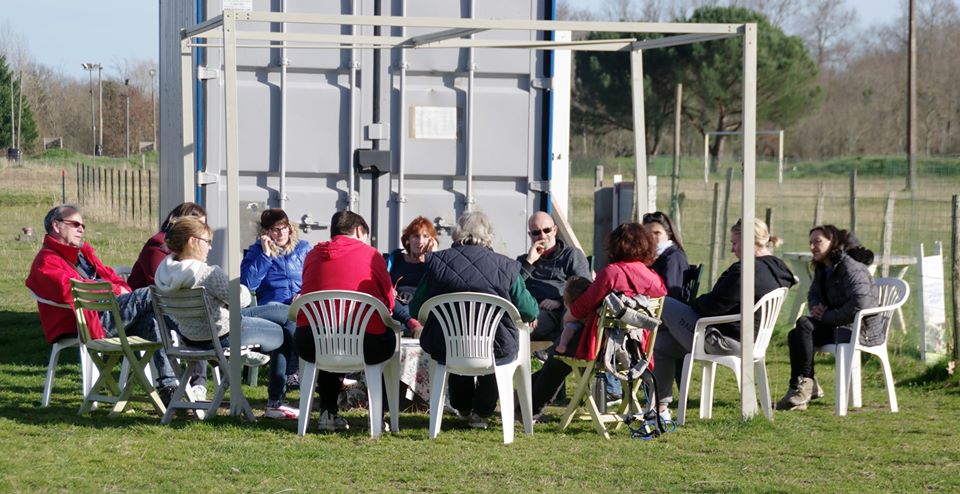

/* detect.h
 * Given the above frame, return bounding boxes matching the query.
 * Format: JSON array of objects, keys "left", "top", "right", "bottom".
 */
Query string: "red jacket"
[
  {"left": 127, "top": 230, "right": 169, "bottom": 290},
  {"left": 25, "top": 235, "right": 129, "bottom": 344},
  {"left": 570, "top": 260, "right": 667, "bottom": 361},
  {"left": 298, "top": 235, "right": 395, "bottom": 334}
]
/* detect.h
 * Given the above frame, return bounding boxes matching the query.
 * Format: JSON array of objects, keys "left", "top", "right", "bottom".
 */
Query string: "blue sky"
[{"left": 4, "top": 0, "right": 902, "bottom": 81}]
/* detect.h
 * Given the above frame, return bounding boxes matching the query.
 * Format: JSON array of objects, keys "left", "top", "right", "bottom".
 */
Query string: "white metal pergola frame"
[{"left": 179, "top": 10, "right": 760, "bottom": 422}]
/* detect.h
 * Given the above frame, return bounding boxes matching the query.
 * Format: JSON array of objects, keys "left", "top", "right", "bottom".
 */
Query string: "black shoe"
[{"left": 157, "top": 385, "right": 177, "bottom": 407}]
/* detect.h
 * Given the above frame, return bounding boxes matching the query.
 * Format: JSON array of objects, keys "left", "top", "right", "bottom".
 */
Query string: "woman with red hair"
[{"left": 385, "top": 216, "right": 438, "bottom": 336}]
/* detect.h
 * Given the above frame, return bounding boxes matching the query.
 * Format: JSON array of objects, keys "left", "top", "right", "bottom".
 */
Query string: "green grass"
[{"left": 2, "top": 159, "right": 960, "bottom": 492}]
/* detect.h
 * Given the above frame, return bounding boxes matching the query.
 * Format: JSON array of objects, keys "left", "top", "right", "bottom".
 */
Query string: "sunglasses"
[
  {"left": 528, "top": 226, "right": 554, "bottom": 237},
  {"left": 268, "top": 224, "right": 290, "bottom": 234},
  {"left": 642, "top": 212, "right": 665, "bottom": 223},
  {"left": 193, "top": 236, "right": 212, "bottom": 246},
  {"left": 59, "top": 219, "right": 86, "bottom": 230}
]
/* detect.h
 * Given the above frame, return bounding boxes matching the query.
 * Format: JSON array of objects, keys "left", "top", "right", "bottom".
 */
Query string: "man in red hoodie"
[
  {"left": 295, "top": 210, "right": 396, "bottom": 430},
  {"left": 26, "top": 205, "right": 179, "bottom": 400}
]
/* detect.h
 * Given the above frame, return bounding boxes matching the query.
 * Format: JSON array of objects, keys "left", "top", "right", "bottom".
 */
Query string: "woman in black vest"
[{"left": 409, "top": 211, "right": 538, "bottom": 430}]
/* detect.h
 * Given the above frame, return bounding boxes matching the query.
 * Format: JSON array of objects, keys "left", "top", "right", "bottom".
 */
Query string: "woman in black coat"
[
  {"left": 776, "top": 225, "right": 879, "bottom": 411},
  {"left": 643, "top": 211, "right": 689, "bottom": 301}
]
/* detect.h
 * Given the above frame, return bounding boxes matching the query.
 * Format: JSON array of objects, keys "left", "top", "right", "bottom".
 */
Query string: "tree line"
[{"left": 565, "top": 0, "right": 960, "bottom": 162}]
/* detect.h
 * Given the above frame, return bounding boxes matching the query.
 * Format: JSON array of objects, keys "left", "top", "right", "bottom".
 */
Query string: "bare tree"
[{"left": 798, "top": 0, "right": 858, "bottom": 68}]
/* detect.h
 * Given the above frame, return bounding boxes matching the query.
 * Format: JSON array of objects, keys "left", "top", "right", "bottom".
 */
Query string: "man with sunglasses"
[
  {"left": 27, "top": 204, "right": 179, "bottom": 402},
  {"left": 517, "top": 212, "right": 591, "bottom": 345}
]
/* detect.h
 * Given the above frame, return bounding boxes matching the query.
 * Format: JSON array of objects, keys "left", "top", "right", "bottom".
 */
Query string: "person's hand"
[
  {"left": 810, "top": 304, "right": 827, "bottom": 320},
  {"left": 527, "top": 240, "right": 547, "bottom": 264},
  {"left": 539, "top": 299, "right": 562, "bottom": 311},
  {"left": 118, "top": 286, "right": 131, "bottom": 295},
  {"left": 528, "top": 318, "right": 538, "bottom": 331},
  {"left": 260, "top": 235, "right": 274, "bottom": 253},
  {"left": 426, "top": 237, "right": 438, "bottom": 253}
]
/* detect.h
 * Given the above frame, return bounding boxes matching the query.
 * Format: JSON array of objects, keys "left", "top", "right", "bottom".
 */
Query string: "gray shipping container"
[{"left": 159, "top": 0, "right": 566, "bottom": 264}]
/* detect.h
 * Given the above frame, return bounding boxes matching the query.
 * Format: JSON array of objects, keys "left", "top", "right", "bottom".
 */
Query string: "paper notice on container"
[
  {"left": 918, "top": 242, "right": 947, "bottom": 364},
  {"left": 223, "top": 0, "right": 253, "bottom": 11},
  {"left": 410, "top": 106, "right": 458, "bottom": 140}
]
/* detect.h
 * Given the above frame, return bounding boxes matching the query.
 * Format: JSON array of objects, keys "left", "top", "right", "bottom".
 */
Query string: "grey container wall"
[{"left": 160, "top": 0, "right": 555, "bottom": 264}]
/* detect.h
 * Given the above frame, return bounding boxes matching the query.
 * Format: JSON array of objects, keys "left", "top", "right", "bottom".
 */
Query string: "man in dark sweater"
[{"left": 517, "top": 212, "right": 592, "bottom": 344}]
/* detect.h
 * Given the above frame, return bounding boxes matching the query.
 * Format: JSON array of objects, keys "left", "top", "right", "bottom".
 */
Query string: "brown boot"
[
  {"left": 810, "top": 376, "right": 825, "bottom": 400},
  {"left": 775, "top": 378, "right": 814, "bottom": 411}
]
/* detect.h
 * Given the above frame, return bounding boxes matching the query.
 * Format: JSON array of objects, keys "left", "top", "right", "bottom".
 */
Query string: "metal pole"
[
  {"left": 464, "top": 0, "right": 477, "bottom": 211},
  {"left": 952, "top": 195, "right": 960, "bottom": 361},
  {"left": 740, "top": 22, "right": 759, "bottom": 420},
  {"left": 125, "top": 79, "right": 131, "bottom": 159},
  {"left": 906, "top": 0, "right": 917, "bottom": 191},
  {"left": 149, "top": 69, "right": 157, "bottom": 148},
  {"left": 671, "top": 83, "right": 682, "bottom": 223},
  {"left": 630, "top": 48, "right": 648, "bottom": 219},
  {"left": 97, "top": 65, "right": 103, "bottom": 156}
]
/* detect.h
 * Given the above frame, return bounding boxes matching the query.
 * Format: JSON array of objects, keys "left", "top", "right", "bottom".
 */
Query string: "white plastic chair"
[
  {"left": 290, "top": 290, "right": 402, "bottom": 438},
  {"left": 816, "top": 278, "right": 909, "bottom": 416},
  {"left": 31, "top": 289, "right": 97, "bottom": 407},
  {"left": 678, "top": 287, "right": 789, "bottom": 424},
  {"left": 417, "top": 292, "right": 533, "bottom": 445}
]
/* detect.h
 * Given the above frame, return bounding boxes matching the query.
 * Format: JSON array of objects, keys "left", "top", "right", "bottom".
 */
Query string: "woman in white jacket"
[{"left": 154, "top": 217, "right": 299, "bottom": 420}]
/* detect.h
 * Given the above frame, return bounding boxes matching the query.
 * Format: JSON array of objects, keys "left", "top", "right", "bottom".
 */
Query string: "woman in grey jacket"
[{"left": 776, "top": 225, "right": 879, "bottom": 411}]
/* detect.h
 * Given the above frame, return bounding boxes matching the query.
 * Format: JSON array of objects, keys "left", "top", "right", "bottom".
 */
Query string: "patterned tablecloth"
[{"left": 399, "top": 338, "right": 432, "bottom": 401}]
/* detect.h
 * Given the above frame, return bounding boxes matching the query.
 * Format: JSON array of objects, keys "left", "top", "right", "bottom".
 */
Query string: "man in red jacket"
[
  {"left": 294, "top": 210, "right": 396, "bottom": 430},
  {"left": 26, "top": 205, "right": 178, "bottom": 399}
]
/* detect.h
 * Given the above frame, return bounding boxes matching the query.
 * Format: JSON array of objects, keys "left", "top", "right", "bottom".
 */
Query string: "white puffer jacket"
[{"left": 154, "top": 255, "right": 251, "bottom": 341}]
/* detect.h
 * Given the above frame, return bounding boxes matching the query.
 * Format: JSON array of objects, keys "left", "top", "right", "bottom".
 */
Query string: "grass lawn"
[{"left": 1, "top": 160, "right": 959, "bottom": 492}]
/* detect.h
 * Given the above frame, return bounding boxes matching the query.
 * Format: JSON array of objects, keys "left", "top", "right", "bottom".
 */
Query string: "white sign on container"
[{"left": 410, "top": 106, "right": 458, "bottom": 140}]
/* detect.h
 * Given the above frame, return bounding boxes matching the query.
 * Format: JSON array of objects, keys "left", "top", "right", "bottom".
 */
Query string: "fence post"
[
  {"left": 126, "top": 169, "right": 131, "bottom": 221},
  {"left": 75, "top": 163, "right": 80, "bottom": 204},
  {"left": 148, "top": 169, "right": 153, "bottom": 221},
  {"left": 709, "top": 182, "right": 722, "bottom": 287},
  {"left": 60, "top": 169, "right": 65, "bottom": 204},
  {"left": 765, "top": 207, "right": 774, "bottom": 235},
  {"left": 814, "top": 182, "right": 825, "bottom": 227},
  {"left": 880, "top": 191, "right": 896, "bottom": 277},
  {"left": 138, "top": 169, "right": 144, "bottom": 224},
  {"left": 952, "top": 195, "right": 960, "bottom": 361},
  {"left": 849, "top": 169, "right": 858, "bottom": 232},
  {"left": 595, "top": 165, "right": 604, "bottom": 189},
  {"left": 721, "top": 167, "right": 733, "bottom": 256},
  {"left": 670, "top": 83, "right": 682, "bottom": 222},
  {"left": 110, "top": 168, "right": 115, "bottom": 214}
]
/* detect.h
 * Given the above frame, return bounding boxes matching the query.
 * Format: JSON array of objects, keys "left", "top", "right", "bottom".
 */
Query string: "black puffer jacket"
[{"left": 808, "top": 252, "right": 882, "bottom": 346}]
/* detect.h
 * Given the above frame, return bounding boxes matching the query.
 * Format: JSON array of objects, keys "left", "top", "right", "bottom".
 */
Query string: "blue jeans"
[
  {"left": 181, "top": 303, "right": 295, "bottom": 402},
  {"left": 238, "top": 304, "right": 294, "bottom": 403},
  {"left": 264, "top": 301, "right": 299, "bottom": 377},
  {"left": 99, "top": 287, "right": 177, "bottom": 388}
]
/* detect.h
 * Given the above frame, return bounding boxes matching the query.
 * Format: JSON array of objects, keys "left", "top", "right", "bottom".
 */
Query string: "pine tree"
[{"left": 0, "top": 54, "right": 39, "bottom": 153}]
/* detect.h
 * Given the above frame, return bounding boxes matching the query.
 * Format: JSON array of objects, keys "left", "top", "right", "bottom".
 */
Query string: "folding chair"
[
  {"left": 816, "top": 278, "right": 909, "bottom": 416},
  {"left": 556, "top": 296, "right": 664, "bottom": 439},
  {"left": 678, "top": 287, "right": 789, "bottom": 423},
  {"left": 151, "top": 286, "right": 242, "bottom": 423},
  {"left": 417, "top": 292, "right": 534, "bottom": 445},
  {"left": 291, "top": 290, "right": 403, "bottom": 438},
  {"left": 69, "top": 280, "right": 166, "bottom": 417}
]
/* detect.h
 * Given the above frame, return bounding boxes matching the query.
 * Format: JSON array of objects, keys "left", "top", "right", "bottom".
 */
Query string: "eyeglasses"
[
  {"left": 528, "top": 226, "right": 554, "bottom": 237},
  {"left": 58, "top": 219, "right": 86, "bottom": 230},
  {"left": 268, "top": 224, "right": 289, "bottom": 234},
  {"left": 193, "top": 236, "right": 212, "bottom": 246}
]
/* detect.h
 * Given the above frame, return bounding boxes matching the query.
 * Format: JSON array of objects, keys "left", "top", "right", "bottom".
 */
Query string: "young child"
[{"left": 555, "top": 276, "right": 593, "bottom": 355}]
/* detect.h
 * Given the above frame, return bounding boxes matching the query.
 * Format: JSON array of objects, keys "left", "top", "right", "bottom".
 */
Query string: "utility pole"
[
  {"left": 81, "top": 63, "right": 101, "bottom": 160},
  {"left": 97, "top": 64, "right": 103, "bottom": 156},
  {"left": 149, "top": 69, "right": 157, "bottom": 149},
  {"left": 906, "top": 0, "right": 917, "bottom": 191},
  {"left": 125, "top": 79, "right": 130, "bottom": 158}
]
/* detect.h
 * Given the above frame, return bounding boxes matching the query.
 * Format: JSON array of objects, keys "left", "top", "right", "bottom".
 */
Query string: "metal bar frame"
[{"left": 179, "top": 10, "right": 759, "bottom": 421}]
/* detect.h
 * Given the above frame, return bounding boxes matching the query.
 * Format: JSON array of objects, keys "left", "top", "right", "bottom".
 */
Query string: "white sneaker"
[
  {"left": 189, "top": 384, "right": 207, "bottom": 401},
  {"left": 318, "top": 410, "right": 350, "bottom": 431},
  {"left": 241, "top": 351, "right": 270, "bottom": 367},
  {"left": 658, "top": 408, "right": 672, "bottom": 423},
  {"left": 264, "top": 403, "right": 299, "bottom": 420}
]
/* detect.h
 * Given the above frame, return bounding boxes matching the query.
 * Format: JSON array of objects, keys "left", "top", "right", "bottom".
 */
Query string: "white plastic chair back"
[
  {"left": 752, "top": 287, "right": 789, "bottom": 359},
  {"left": 417, "top": 292, "right": 523, "bottom": 376},
  {"left": 871, "top": 278, "right": 909, "bottom": 344},
  {"left": 290, "top": 290, "right": 394, "bottom": 373},
  {"left": 30, "top": 289, "right": 98, "bottom": 407}
]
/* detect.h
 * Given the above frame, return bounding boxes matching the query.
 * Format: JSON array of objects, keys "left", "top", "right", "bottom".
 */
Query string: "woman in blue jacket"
[{"left": 241, "top": 208, "right": 311, "bottom": 388}]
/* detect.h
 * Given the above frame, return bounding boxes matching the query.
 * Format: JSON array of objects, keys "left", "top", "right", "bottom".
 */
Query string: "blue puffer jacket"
[{"left": 240, "top": 239, "right": 311, "bottom": 305}]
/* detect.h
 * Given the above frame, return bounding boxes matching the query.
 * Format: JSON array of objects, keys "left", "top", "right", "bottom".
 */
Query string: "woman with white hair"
[{"left": 409, "top": 211, "right": 538, "bottom": 430}]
